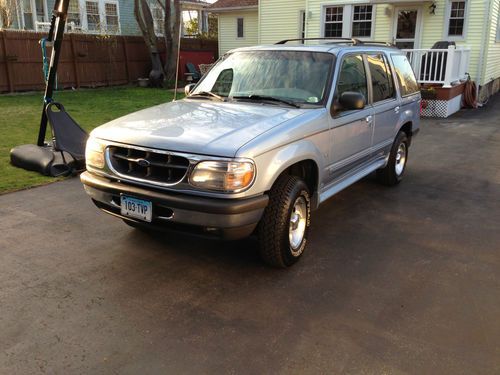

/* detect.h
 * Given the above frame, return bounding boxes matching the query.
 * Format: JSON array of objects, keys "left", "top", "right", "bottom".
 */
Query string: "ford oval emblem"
[{"left": 137, "top": 158, "right": 151, "bottom": 167}]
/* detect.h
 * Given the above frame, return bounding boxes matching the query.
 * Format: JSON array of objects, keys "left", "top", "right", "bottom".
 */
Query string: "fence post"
[
  {"left": 1, "top": 32, "right": 14, "bottom": 93},
  {"left": 443, "top": 45, "right": 456, "bottom": 88},
  {"left": 69, "top": 34, "right": 80, "bottom": 88}
]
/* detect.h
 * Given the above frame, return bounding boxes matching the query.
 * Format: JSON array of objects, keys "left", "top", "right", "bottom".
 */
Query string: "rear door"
[
  {"left": 366, "top": 53, "right": 399, "bottom": 158},
  {"left": 327, "top": 53, "right": 373, "bottom": 182}
]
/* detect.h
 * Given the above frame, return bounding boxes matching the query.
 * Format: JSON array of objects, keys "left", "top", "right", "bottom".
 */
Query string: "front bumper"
[{"left": 80, "top": 172, "right": 269, "bottom": 240}]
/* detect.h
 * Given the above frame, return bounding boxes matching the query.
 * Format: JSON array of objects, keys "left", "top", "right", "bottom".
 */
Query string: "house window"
[
  {"left": 67, "top": 1, "right": 82, "bottom": 30},
  {"left": 34, "top": 0, "right": 46, "bottom": 22},
  {"left": 352, "top": 5, "right": 373, "bottom": 38},
  {"left": 86, "top": 1, "right": 100, "bottom": 31},
  {"left": 152, "top": 5, "right": 164, "bottom": 36},
  {"left": 104, "top": 2, "right": 119, "bottom": 34},
  {"left": 447, "top": 1, "right": 466, "bottom": 36},
  {"left": 21, "top": 0, "right": 34, "bottom": 29},
  {"left": 324, "top": 6, "right": 343, "bottom": 38},
  {"left": 237, "top": 17, "right": 244, "bottom": 38}
]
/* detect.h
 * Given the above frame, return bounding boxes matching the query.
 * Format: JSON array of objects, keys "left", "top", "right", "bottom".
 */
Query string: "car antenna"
[{"left": 173, "top": 21, "right": 182, "bottom": 101}]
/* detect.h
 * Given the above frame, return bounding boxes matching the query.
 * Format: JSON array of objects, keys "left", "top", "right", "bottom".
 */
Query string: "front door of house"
[{"left": 393, "top": 8, "right": 422, "bottom": 49}]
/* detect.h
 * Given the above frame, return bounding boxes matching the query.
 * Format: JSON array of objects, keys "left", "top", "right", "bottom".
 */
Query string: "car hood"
[{"left": 91, "top": 99, "right": 307, "bottom": 157}]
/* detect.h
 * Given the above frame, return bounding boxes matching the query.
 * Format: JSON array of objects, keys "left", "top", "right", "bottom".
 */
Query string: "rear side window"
[
  {"left": 367, "top": 54, "right": 395, "bottom": 103},
  {"left": 391, "top": 54, "right": 419, "bottom": 96},
  {"left": 334, "top": 54, "right": 367, "bottom": 113}
]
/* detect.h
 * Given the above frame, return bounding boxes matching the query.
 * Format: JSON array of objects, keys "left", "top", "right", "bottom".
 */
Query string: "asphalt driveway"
[{"left": 1, "top": 98, "right": 500, "bottom": 374}]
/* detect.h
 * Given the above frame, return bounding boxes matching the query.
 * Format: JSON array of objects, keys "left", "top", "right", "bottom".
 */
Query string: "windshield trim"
[{"left": 189, "top": 50, "right": 337, "bottom": 108}]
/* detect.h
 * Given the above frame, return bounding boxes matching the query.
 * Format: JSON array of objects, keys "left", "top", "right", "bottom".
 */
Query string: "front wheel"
[
  {"left": 257, "top": 175, "right": 311, "bottom": 268},
  {"left": 377, "top": 131, "right": 409, "bottom": 186}
]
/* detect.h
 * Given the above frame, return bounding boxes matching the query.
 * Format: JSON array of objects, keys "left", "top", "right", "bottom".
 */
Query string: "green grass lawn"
[{"left": 0, "top": 86, "right": 177, "bottom": 193}]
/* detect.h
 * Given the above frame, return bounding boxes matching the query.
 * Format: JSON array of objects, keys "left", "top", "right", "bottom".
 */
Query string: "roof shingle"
[{"left": 209, "top": 0, "right": 258, "bottom": 9}]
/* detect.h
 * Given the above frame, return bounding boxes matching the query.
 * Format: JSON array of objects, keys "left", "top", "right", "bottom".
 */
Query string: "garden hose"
[{"left": 463, "top": 74, "right": 477, "bottom": 109}]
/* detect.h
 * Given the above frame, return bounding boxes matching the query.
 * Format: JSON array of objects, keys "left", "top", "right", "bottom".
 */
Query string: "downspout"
[{"left": 476, "top": 0, "right": 492, "bottom": 100}]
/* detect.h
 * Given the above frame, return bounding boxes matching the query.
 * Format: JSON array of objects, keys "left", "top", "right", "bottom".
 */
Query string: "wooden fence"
[{"left": 0, "top": 31, "right": 218, "bottom": 93}]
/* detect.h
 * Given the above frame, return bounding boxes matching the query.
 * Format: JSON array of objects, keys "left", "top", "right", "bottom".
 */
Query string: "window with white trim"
[
  {"left": 324, "top": 6, "right": 343, "bottom": 38},
  {"left": 34, "top": 0, "right": 46, "bottom": 22},
  {"left": 21, "top": 0, "right": 34, "bottom": 29},
  {"left": 67, "top": 1, "right": 82, "bottom": 30},
  {"left": 104, "top": 2, "right": 119, "bottom": 34},
  {"left": 352, "top": 5, "right": 373, "bottom": 38},
  {"left": 152, "top": 4, "right": 165, "bottom": 36},
  {"left": 323, "top": 4, "right": 374, "bottom": 39},
  {"left": 85, "top": 1, "right": 100, "bottom": 32},
  {"left": 447, "top": 1, "right": 466, "bottom": 37}
]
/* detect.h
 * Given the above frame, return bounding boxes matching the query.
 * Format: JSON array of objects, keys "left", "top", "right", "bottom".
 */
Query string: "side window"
[
  {"left": 367, "top": 54, "right": 395, "bottom": 103},
  {"left": 391, "top": 54, "right": 419, "bottom": 96},
  {"left": 333, "top": 54, "right": 367, "bottom": 114}
]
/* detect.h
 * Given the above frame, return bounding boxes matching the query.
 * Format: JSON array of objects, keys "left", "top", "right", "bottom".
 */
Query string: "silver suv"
[{"left": 81, "top": 39, "right": 421, "bottom": 267}]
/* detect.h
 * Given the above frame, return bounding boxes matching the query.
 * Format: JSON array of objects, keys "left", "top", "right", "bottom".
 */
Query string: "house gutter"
[{"left": 476, "top": 0, "right": 492, "bottom": 100}]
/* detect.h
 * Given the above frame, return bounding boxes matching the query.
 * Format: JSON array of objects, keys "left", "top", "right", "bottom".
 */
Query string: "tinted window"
[
  {"left": 391, "top": 54, "right": 419, "bottom": 96},
  {"left": 367, "top": 54, "right": 395, "bottom": 103},
  {"left": 334, "top": 54, "right": 367, "bottom": 112}
]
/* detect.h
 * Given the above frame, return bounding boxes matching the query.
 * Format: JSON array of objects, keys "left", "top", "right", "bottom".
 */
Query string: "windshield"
[{"left": 191, "top": 50, "right": 335, "bottom": 105}]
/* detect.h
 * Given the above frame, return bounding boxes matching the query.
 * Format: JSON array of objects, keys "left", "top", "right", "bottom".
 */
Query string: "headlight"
[
  {"left": 85, "top": 137, "right": 106, "bottom": 169},
  {"left": 189, "top": 160, "right": 255, "bottom": 192}
]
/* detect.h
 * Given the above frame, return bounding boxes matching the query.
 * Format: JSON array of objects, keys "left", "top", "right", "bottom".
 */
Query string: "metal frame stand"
[{"left": 37, "top": 0, "right": 70, "bottom": 146}]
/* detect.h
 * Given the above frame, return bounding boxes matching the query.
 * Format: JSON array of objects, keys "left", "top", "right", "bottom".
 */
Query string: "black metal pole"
[{"left": 37, "top": 0, "right": 70, "bottom": 146}]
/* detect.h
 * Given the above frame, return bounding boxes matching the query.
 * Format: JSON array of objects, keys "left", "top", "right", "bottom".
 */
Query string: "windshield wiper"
[
  {"left": 189, "top": 91, "right": 225, "bottom": 101},
  {"left": 232, "top": 94, "right": 301, "bottom": 108}
]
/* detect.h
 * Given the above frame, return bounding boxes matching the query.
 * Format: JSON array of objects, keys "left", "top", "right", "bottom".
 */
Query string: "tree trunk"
[
  {"left": 164, "top": 0, "right": 181, "bottom": 83},
  {"left": 134, "top": 0, "right": 164, "bottom": 86}
]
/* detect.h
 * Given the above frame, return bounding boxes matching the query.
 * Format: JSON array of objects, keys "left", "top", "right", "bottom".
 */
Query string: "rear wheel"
[
  {"left": 257, "top": 175, "right": 311, "bottom": 268},
  {"left": 377, "top": 131, "right": 409, "bottom": 186}
]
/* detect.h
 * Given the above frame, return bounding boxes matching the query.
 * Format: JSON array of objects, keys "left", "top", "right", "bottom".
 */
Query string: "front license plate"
[{"left": 120, "top": 196, "right": 152, "bottom": 222}]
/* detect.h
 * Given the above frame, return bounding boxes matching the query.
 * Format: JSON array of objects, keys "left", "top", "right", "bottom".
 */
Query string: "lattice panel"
[{"left": 421, "top": 95, "right": 462, "bottom": 118}]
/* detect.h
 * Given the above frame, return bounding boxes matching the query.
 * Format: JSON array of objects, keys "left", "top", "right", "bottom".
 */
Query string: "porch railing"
[{"left": 402, "top": 46, "right": 471, "bottom": 88}]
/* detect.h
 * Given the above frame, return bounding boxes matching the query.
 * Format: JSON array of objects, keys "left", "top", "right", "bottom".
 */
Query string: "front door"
[{"left": 392, "top": 7, "right": 422, "bottom": 49}]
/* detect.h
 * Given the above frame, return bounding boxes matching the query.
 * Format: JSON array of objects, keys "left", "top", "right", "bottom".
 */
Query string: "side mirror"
[
  {"left": 185, "top": 83, "right": 196, "bottom": 96},
  {"left": 339, "top": 91, "right": 366, "bottom": 110}
]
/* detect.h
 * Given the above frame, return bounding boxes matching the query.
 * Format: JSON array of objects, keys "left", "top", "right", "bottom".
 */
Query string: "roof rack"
[
  {"left": 275, "top": 37, "right": 361, "bottom": 45},
  {"left": 275, "top": 37, "right": 396, "bottom": 47}
]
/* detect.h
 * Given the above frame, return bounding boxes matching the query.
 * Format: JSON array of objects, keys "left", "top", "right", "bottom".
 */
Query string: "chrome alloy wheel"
[
  {"left": 289, "top": 196, "right": 307, "bottom": 255},
  {"left": 395, "top": 142, "right": 407, "bottom": 176}
]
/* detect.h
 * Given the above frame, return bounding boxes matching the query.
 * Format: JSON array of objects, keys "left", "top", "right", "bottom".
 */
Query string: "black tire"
[
  {"left": 377, "top": 131, "right": 409, "bottom": 186},
  {"left": 257, "top": 175, "right": 311, "bottom": 268}
]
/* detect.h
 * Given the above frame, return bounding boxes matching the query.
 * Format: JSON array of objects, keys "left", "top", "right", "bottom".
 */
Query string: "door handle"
[
  {"left": 394, "top": 106, "right": 400, "bottom": 114},
  {"left": 365, "top": 115, "right": 373, "bottom": 125}
]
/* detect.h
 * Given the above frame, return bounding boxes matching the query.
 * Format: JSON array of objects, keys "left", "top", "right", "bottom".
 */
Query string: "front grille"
[{"left": 108, "top": 146, "right": 190, "bottom": 185}]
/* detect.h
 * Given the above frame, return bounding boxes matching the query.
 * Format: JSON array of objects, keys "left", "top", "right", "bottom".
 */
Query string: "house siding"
[
  {"left": 259, "top": 0, "right": 304, "bottom": 44},
  {"left": 483, "top": 0, "right": 500, "bottom": 85},
  {"left": 305, "top": 0, "right": 490, "bottom": 84},
  {"left": 218, "top": 10, "right": 258, "bottom": 55},
  {"left": 5, "top": 0, "right": 138, "bottom": 35}
]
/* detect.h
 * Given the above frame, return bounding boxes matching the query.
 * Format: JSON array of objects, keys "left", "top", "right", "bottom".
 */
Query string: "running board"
[{"left": 319, "top": 158, "right": 386, "bottom": 204}]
